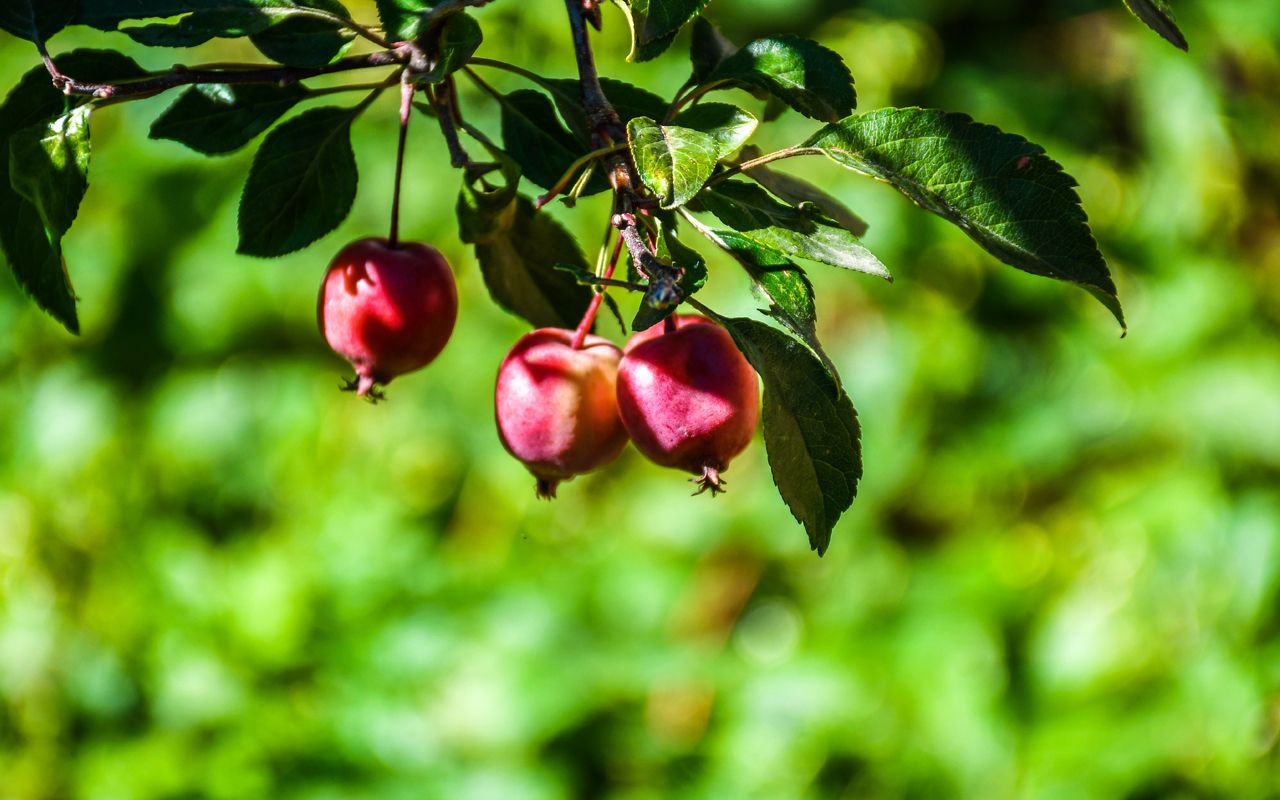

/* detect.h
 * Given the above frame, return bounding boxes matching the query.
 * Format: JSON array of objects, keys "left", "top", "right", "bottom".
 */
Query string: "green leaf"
[
  {"left": 689, "top": 16, "right": 736, "bottom": 84},
  {"left": 546, "top": 78, "right": 667, "bottom": 144},
  {"left": 613, "top": 0, "right": 711, "bottom": 62},
  {"left": 9, "top": 107, "right": 91, "bottom": 238},
  {"left": 806, "top": 107, "right": 1124, "bottom": 327},
  {"left": 0, "top": 0, "right": 76, "bottom": 42},
  {"left": 122, "top": 10, "right": 275, "bottom": 47},
  {"left": 150, "top": 83, "right": 308, "bottom": 155},
  {"left": 252, "top": 0, "right": 354, "bottom": 67},
  {"left": 628, "top": 116, "right": 720, "bottom": 209},
  {"left": 671, "top": 103, "right": 757, "bottom": 160},
  {"left": 682, "top": 216, "right": 833, "bottom": 373},
  {"left": 632, "top": 219, "right": 707, "bottom": 331},
  {"left": 498, "top": 89, "right": 605, "bottom": 195},
  {"left": 737, "top": 144, "right": 867, "bottom": 236},
  {"left": 1122, "top": 0, "right": 1188, "bottom": 50},
  {"left": 237, "top": 105, "right": 359, "bottom": 257},
  {"left": 698, "top": 180, "right": 890, "bottom": 279},
  {"left": 707, "top": 35, "right": 856, "bottom": 123},
  {"left": 717, "top": 316, "right": 861, "bottom": 555},
  {"left": 458, "top": 165, "right": 594, "bottom": 328},
  {"left": 417, "top": 12, "right": 481, "bottom": 83},
  {"left": 375, "top": 0, "right": 429, "bottom": 40},
  {"left": 0, "top": 51, "right": 146, "bottom": 334}
]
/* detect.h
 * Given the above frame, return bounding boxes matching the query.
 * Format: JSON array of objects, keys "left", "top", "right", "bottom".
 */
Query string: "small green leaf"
[
  {"left": 375, "top": 0, "right": 429, "bottom": 39},
  {"left": 689, "top": 16, "right": 736, "bottom": 84},
  {"left": 737, "top": 145, "right": 867, "bottom": 236},
  {"left": 0, "top": 51, "right": 146, "bottom": 334},
  {"left": 498, "top": 89, "right": 605, "bottom": 195},
  {"left": 0, "top": 0, "right": 76, "bottom": 42},
  {"left": 1122, "top": 0, "right": 1188, "bottom": 50},
  {"left": 417, "top": 11, "right": 481, "bottom": 83},
  {"left": 613, "top": 0, "right": 711, "bottom": 62},
  {"left": 628, "top": 116, "right": 720, "bottom": 209},
  {"left": 806, "top": 107, "right": 1124, "bottom": 327},
  {"left": 671, "top": 104, "right": 757, "bottom": 160},
  {"left": 706, "top": 36, "right": 856, "bottom": 123},
  {"left": 150, "top": 83, "right": 308, "bottom": 155},
  {"left": 237, "top": 105, "right": 359, "bottom": 257},
  {"left": 717, "top": 316, "right": 862, "bottom": 555},
  {"left": 698, "top": 180, "right": 890, "bottom": 279}
]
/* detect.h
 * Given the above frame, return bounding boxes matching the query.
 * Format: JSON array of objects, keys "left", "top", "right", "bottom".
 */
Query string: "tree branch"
[{"left": 50, "top": 47, "right": 413, "bottom": 100}]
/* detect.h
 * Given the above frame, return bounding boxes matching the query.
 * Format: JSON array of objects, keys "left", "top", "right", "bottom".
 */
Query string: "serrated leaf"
[
  {"left": 417, "top": 11, "right": 481, "bottom": 83},
  {"left": 717, "top": 316, "right": 861, "bottom": 555},
  {"left": 698, "top": 180, "right": 890, "bottom": 279},
  {"left": 546, "top": 77, "right": 667, "bottom": 144},
  {"left": 689, "top": 16, "right": 735, "bottom": 84},
  {"left": 737, "top": 144, "right": 866, "bottom": 236},
  {"left": 682, "top": 215, "right": 833, "bottom": 374},
  {"left": 1122, "top": 0, "right": 1188, "bottom": 50},
  {"left": 706, "top": 35, "right": 856, "bottom": 123},
  {"left": 613, "top": 0, "right": 711, "bottom": 62},
  {"left": 628, "top": 116, "right": 720, "bottom": 209},
  {"left": 806, "top": 107, "right": 1124, "bottom": 326},
  {"left": 252, "top": 0, "right": 353, "bottom": 66},
  {"left": 632, "top": 219, "right": 706, "bottom": 331},
  {"left": 0, "top": 51, "right": 146, "bottom": 333},
  {"left": 0, "top": 0, "right": 76, "bottom": 42},
  {"left": 122, "top": 10, "right": 275, "bottom": 47},
  {"left": 671, "top": 103, "right": 757, "bottom": 160},
  {"left": 237, "top": 105, "right": 358, "bottom": 257},
  {"left": 498, "top": 89, "right": 605, "bottom": 195},
  {"left": 9, "top": 107, "right": 91, "bottom": 237},
  {"left": 150, "top": 83, "right": 308, "bottom": 155}
]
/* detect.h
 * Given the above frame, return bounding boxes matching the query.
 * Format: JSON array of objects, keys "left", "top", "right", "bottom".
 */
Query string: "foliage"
[{"left": 0, "top": 0, "right": 1277, "bottom": 797}]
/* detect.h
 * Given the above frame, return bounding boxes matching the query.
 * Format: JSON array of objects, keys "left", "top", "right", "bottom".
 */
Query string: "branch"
[{"left": 49, "top": 47, "right": 413, "bottom": 100}]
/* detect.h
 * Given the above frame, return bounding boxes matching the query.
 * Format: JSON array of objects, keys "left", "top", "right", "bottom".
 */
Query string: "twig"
[
  {"left": 48, "top": 48, "right": 412, "bottom": 100},
  {"left": 430, "top": 77, "right": 472, "bottom": 168}
]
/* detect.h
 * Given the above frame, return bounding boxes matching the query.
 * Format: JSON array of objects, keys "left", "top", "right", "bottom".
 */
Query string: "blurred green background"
[{"left": 2, "top": 1, "right": 1279, "bottom": 797}]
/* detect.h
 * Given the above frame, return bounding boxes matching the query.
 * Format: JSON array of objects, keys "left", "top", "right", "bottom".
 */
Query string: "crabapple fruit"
[
  {"left": 318, "top": 237, "right": 457, "bottom": 397},
  {"left": 495, "top": 328, "right": 630, "bottom": 498},
  {"left": 617, "top": 315, "right": 759, "bottom": 495}
]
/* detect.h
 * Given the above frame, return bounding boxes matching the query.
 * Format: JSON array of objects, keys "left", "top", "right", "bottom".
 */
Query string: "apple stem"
[
  {"left": 571, "top": 233, "right": 624, "bottom": 349},
  {"left": 389, "top": 72, "right": 414, "bottom": 250},
  {"left": 663, "top": 316, "right": 677, "bottom": 335}
]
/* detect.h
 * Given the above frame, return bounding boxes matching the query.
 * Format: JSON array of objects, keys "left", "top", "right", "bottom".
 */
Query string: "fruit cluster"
[{"left": 318, "top": 238, "right": 760, "bottom": 497}]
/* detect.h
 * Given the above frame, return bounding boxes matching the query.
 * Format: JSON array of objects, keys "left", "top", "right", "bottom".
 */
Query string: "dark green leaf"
[
  {"left": 122, "top": 10, "right": 275, "bottom": 47},
  {"left": 698, "top": 180, "right": 890, "bottom": 279},
  {"left": 252, "top": 0, "right": 353, "bottom": 66},
  {"left": 689, "top": 16, "right": 736, "bottom": 84},
  {"left": 9, "top": 107, "right": 91, "bottom": 237},
  {"left": 546, "top": 77, "right": 667, "bottom": 145},
  {"left": 615, "top": 0, "right": 711, "bottom": 62},
  {"left": 498, "top": 89, "right": 604, "bottom": 195},
  {"left": 671, "top": 103, "right": 757, "bottom": 160},
  {"left": 237, "top": 105, "right": 359, "bottom": 257},
  {"left": 417, "top": 12, "right": 481, "bottom": 83},
  {"left": 0, "top": 51, "right": 145, "bottom": 333},
  {"left": 77, "top": 1, "right": 269, "bottom": 30},
  {"left": 806, "top": 107, "right": 1124, "bottom": 326},
  {"left": 737, "top": 144, "right": 867, "bottom": 236},
  {"left": 707, "top": 35, "right": 856, "bottom": 123},
  {"left": 0, "top": 0, "right": 76, "bottom": 42},
  {"left": 717, "top": 316, "right": 861, "bottom": 555},
  {"left": 458, "top": 170, "right": 593, "bottom": 328},
  {"left": 1122, "top": 0, "right": 1188, "bottom": 50},
  {"left": 375, "top": 0, "right": 429, "bottom": 40},
  {"left": 150, "top": 83, "right": 308, "bottom": 155},
  {"left": 628, "top": 116, "right": 720, "bottom": 209}
]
